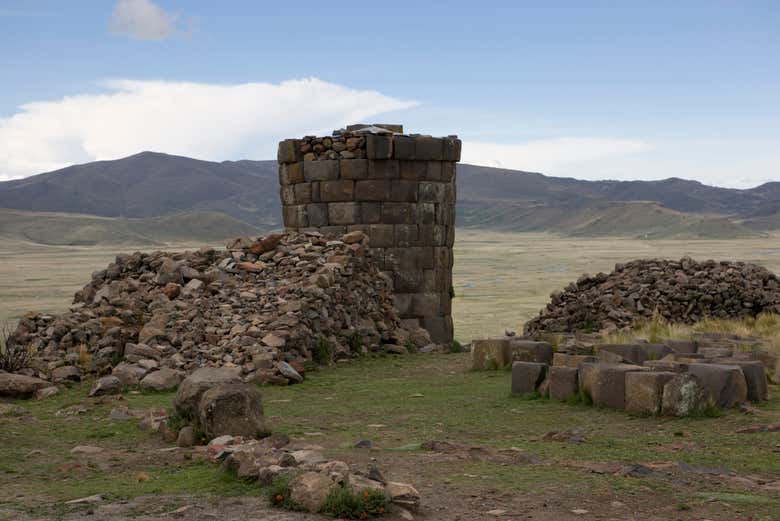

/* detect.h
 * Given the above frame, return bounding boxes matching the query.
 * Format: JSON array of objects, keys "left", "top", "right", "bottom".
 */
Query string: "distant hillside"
[
  {"left": 0, "top": 152, "right": 777, "bottom": 240},
  {"left": 0, "top": 209, "right": 260, "bottom": 246}
]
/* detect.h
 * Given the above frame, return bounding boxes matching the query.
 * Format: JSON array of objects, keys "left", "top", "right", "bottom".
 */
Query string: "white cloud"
[
  {"left": 462, "top": 137, "right": 654, "bottom": 177},
  {"left": 0, "top": 78, "right": 418, "bottom": 180},
  {"left": 110, "top": 0, "right": 176, "bottom": 41}
]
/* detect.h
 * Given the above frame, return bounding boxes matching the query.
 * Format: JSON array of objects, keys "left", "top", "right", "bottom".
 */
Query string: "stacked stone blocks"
[{"left": 277, "top": 128, "right": 461, "bottom": 343}]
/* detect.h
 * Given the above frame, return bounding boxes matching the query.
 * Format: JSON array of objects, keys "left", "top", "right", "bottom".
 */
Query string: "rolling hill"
[{"left": 0, "top": 151, "right": 776, "bottom": 244}]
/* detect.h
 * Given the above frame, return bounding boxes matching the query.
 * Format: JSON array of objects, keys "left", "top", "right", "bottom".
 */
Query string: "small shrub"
[
  {"left": 565, "top": 393, "right": 583, "bottom": 406},
  {"left": 349, "top": 332, "right": 363, "bottom": 356},
  {"left": 166, "top": 409, "right": 193, "bottom": 433},
  {"left": 0, "top": 324, "right": 34, "bottom": 372},
  {"left": 312, "top": 335, "right": 333, "bottom": 365},
  {"left": 689, "top": 401, "right": 723, "bottom": 419},
  {"left": 404, "top": 339, "right": 418, "bottom": 354},
  {"left": 267, "top": 474, "right": 305, "bottom": 512},
  {"left": 579, "top": 390, "right": 593, "bottom": 406},
  {"left": 320, "top": 486, "right": 388, "bottom": 518},
  {"left": 448, "top": 340, "right": 466, "bottom": 353}
]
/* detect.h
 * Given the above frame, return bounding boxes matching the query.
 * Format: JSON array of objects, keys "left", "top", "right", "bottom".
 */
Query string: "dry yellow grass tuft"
[{"left": 607, "top": 312, "right": 780, "bottom": 353}]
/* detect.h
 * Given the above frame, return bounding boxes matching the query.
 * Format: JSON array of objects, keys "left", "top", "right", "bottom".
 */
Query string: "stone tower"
[{"left": 277, "top": 124, "right": 460, "bottom": 344}]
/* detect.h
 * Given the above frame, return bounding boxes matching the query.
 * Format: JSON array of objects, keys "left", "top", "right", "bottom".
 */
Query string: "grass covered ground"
[{"left": 2, "top": 354, "right": 779, "bottom": 520}]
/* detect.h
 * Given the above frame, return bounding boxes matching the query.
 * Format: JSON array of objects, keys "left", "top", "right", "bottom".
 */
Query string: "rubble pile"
[
  {"left": 524, "top": 257, "right": 780, "bottom": 335},
  {"left": 10, "top": 231, "right": 430, "bottom": 387}
]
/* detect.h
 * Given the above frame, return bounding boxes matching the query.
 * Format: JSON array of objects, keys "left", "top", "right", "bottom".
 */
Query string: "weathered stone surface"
[
  {"left": 197, "top": 383, "right": 266, "bottom": 439},
  {"left": 597, "top": 344, "right": 646, "bottom": 365},
  {"left": 51, "top": 365, "right": 81, "bottom": 384},
  {"left": 661, "top": 374, "right": 708, "bottom": 416},
  {"left": 472, "top": 339, "right": 510, "bottom": 370},
  {"left": 508, "top": 340, "right": 553, "bottom": 365},
  {"left": 511, "top": 362, "right": 547, "bottom": 394},
  {"left": 89, "top": 375, "right": 122, "bottom": 397},
  {"left": 112, "top": 362, "right": 146, "bottom": 386},
  {"left": 289, "top": 471, "right": 337, "bottom": 513},
  {"left": 549, "top": 366, "right": 579, "bottom": 401},
  {"left": 578, "top": 363, "right": 645, "bottom": 409},
  {"left": 0, "top": 371, "right": 50, "bottom": 398},
  {"left": 139, "top": 368, "right": 182, "bottom": 391},
  {"left": 686, "top": 363, "right": 748, "bottom": 408},
  {"left": 386, "top": 481, "right": 421, "bottom": 510},
  {"left": 624, "top": 371, "right": 676, "bottom": 415},
  {"left": 665, "top": 340, "right": 698, "bottom": 354},
  {"left": 721, "top": 361, "right": 768, "bottom": 402},
  {"left": 173, "top": 367, "right": 242, "bottom": 416}
]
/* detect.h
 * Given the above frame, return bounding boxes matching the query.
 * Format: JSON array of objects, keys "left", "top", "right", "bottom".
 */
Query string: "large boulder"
[
  {"left": 510, "top": 362, "right": 547, "bottom": 394},
  {"left": 89, "top": 375, "right": 122, "bottom": 396},
  {"left": 0, "top": 371, "right": 50, "bottom": 398},
  {"left": 624, "top": 371, "right": 676, "bottom": 415},
  {"left": 661, "top": 374, "right": 708, "bottom": 417},
  {"left": 289, "top": 471, "right": 337, "bottom": 513},
  {"left": 139, "top": 368, "right": 183, "bottom": 392},
  {"left": 196, "top": 383, "right": 266, "bottom": 439},
  {"left": 578, "top": 363, "right": 645, "bottom": 409},
  {"left": 173, "top": 367, "right": 242, "bottom": 417},
  {"left": 685, "top": 363, "right": 748, "bottom": 408},
  {"left": 111, "top": 362, "right": 147, "bottom": 386},
  {"left": 51, "top": 365, "right": 81, "bottom": 384}
]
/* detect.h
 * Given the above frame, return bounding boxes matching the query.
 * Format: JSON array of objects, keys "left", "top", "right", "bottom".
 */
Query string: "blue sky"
[{"left": 1, "top": 1, "right": 778, "bottom": 187}]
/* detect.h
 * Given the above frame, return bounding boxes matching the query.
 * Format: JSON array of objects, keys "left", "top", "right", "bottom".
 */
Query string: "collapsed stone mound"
[
  {"left": 524, "top": 257, "right": 780, "bottom": 335},
  {"left": 11, "top": 231, "right": 430, "bottom": 387}
]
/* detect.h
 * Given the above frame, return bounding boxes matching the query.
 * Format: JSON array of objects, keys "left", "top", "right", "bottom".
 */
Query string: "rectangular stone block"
[
  {"left": 436, "top": 203, "right": 455, "bottom": 225},
  {"left": 442, "top": 137, "right": 461, "bottom": 161},
  {"left": 320, "top": 180, "right": 355, "bottom": 202},
  {"left": 578, "top": 363, "right": 646, "bottom": 410},
  {"left": 724, "top": 360, "right": 769, "bottom": 402},
  {"left": 393, "top": 293, "right": 413, "bottom": 316},
  {"left": 361, "top": 202, "right": 382, "bottom": 223},
  {"left": 294, "top": 183, "right": 312, "bottom": 204},
  {"left": 597, "top": 344, "right": 646, "bottom": 365},
  {"left": 367, "top": 224, "right": 394, "bottom": 248},
  {"left": 382, "top": 203, "right": 414, "bottom": 224},
  {"left": 435, "top": 269, "right": 452, "bottom": 292},
  {"left": 279, "top": 162, "right": 304, "bottom": 184},
  {"left": 686, "top": 363, "right": 747, "bottom": 408},
  {"left": 417, "top": 224, "right": 434, "bottom": 246},
  {"left": 400, "top": 160, "right": 427, "bottom": 180},
  {"left": 508, "top": 340, "right": 553, "bottom": 365},
  {"left": 426, "top": 161, "right": 443, "bottom": 181},
  {"left": 432, "top": 225, "right": 447, "bottom": 246},
  {"left": 416, "top": 203, "right": 436, "bottom": 224},
  {"left": 439, "top": 292, "right": 452, "bottom": 315},
  {"left": 441, "top": 162, "right": 456, "bottom": 182},
  {"left": 511, "top": 362, "right": 548, "bottom": 394},
  {"left": 391, "top": 180, "right": 419, "bottom": 202},
  {"left": 423, "top": 315, "right": 451, "bottom": 344},
  {"left": 339, "top": 159, "right": 368, "bottom": 180},
  {"left": 280, "top": 185, "right": 296, "bottom": 205},
  {"left": 303, "top": 160, "right": 339, "bottom": 182},
  {"left": 665, "top": 340, "right": 698, "bottom": 354},
  {"left": 446, "top": 225, "right": 455, "bottom": 247},
  {"left": 368, "top": 160, "right": 400, "bottom": 179},
  {"left": 422, "top": 270, "right": 437, "bottom": 292},
  {"left": 442, "top": 184, "right": 456, "bottom": 204},
  {"left": 328, "top": 202, "right": 360, "bottom": 225},
  {"left": 394, "top": 224, "right": 418, "bottom": 247},
  {"left": 278, "top": 139, "right": 301, "bottom": 163},
  {"left": 366, "top": 134, "right": 393, "bottom": 159},
  {"left": 386, "top": 247, "right": 434, "bottom": 270},
  {"left": 433, "top": 247, "right": 451, "bottom": 269},
  {"left": 418, "top": 182, "right": 445, "bottom": 203},
  {"left": 414, "top": 137, "right": 444, "bottom": 160},
  {"left": 319, "top": 225, "right": 346, "bottom": 235},
  {"left": 412, "top": 293, "right": 440, "bottom": 316},
  {"left": 355, "top": 180, "right": 392, "bottom": 201},
  {"left": 549, "top": 366, "right": 579, "bottom": 401},
  {"left": 472, "top": 339, "right": 511, "bottom": 370},
  {"left": 310, "top": 181, "right": 321, "bottom": 202},
  {"left": 306, "top": 203, "right": 328, "bottom": 227},
  {"left": 393, "top": 135, "right": 416, "bottom": 160},
  {"left": 625, "top": 371, "right": 676, "bottom": 415},
  {"left": 393, "top": 270, "right": 424, "bottom": 293},
  {"left": 282, "top": 205, "right": 307, "bottom": 228}
]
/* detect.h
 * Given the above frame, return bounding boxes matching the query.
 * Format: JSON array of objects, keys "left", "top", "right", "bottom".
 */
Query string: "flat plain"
[{"left": 4, "top": 229, "right": 779, "bottom": 342}]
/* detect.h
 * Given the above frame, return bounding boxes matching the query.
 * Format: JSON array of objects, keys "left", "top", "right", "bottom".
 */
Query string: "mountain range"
[{"left": 0, "top": 151, "right": 777, "bottom": 245}]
